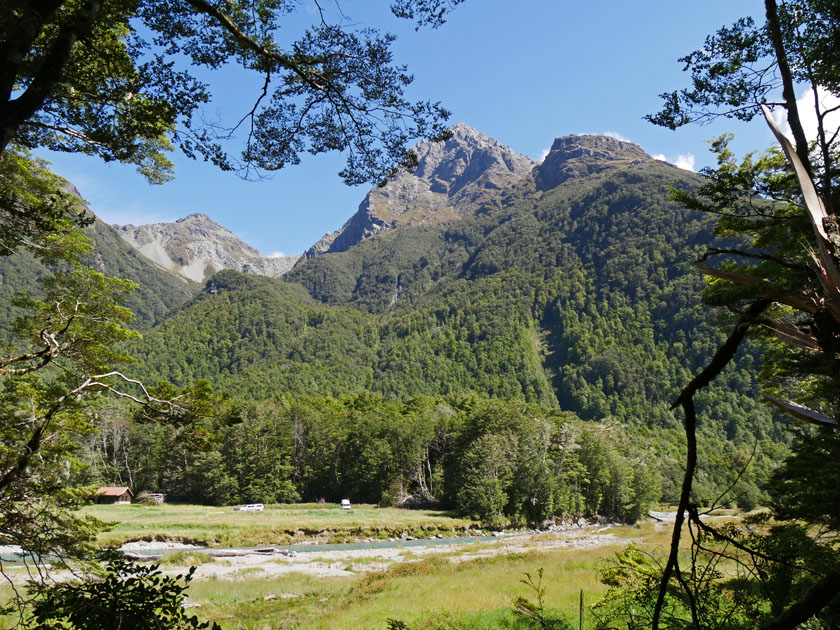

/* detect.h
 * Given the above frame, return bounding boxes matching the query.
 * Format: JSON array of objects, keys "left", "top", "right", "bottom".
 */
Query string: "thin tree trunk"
[
  {"left": 652, "top": 300, "right": 769, "bottom": 629},
  {"left": 764, "top": 0, "right": 812, "bottom": 174}
]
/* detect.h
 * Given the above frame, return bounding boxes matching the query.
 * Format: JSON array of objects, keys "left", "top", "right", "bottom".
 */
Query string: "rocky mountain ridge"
[
  {"left": 305, "top": 128, "right": 667, "bottom": 258},
  {"left": 535, "top": 134, "right": 661, "bottom": 190},
  {"left": 114, "top": 213, "right": 300, "bottom": 282},
  {"left": 305, "top": 123, "right": 538, "bottom": 257},
  {"left": 111, "top": 128, "right": 667, "bottom": 281}
]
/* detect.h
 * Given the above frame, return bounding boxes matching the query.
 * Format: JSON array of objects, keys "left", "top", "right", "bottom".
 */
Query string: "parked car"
[
  {"left": 341, "top": 499, "right": 351, "bottom": 510},
  {"left": 235, "top": 503, "right": 264, "bottom": 511}
]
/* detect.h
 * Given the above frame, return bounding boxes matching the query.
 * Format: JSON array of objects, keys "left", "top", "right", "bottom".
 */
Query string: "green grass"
[
  {"left": 187, "top": 547, "right": 615, "bottom": 629},
  {"left": 81, "top": 502, "right": 477, "bottom": 548},
  {"left": 183, "top": 521, "right": 678, "bottom": 629},
  {"left": 0, "top": 519, "right": 686, "bottom": 629},
  {"left": 186, "top": 574, "right": 352, "bottom": 630},
  {"left": 158, "top": 551, "right": 216, "bottom": 566}
]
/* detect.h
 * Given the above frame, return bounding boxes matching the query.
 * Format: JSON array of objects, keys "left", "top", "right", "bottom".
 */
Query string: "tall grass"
[{"left": 2, "top": 516, "right": 704, "bottom": 628}]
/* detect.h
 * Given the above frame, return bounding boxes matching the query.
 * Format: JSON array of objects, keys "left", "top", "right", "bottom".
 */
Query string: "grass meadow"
[
  {"left": 186, "top": 520, "right": 681, "bottom": 630},
  {"left": 1, "top": 509, "right": 736, "bottom": 629},
  {"left": 80, "top": 502, "right": 478, "bottom": 547}
]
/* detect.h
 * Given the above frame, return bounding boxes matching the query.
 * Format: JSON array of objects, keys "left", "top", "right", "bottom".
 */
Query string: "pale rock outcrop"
[{"left": 114, "top": 213, "right": 300, "bottom": 282}]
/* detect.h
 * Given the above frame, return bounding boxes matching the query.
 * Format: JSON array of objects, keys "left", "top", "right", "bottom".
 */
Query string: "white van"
[
  {"left": 340, "top": 499, "right": 351, "bottom": 510},
  {"left": 235, "top": 503, "right": 264, "bottom": 511}
]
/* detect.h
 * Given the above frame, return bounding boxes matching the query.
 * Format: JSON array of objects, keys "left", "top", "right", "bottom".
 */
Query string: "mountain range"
[
  {"left": 103, "top": 124, "right": 677, "bottom": 282},
  {"left": 0, "top": 125, "right": 779, "bottom": 441},
  {"left": 107, "top": 128, "right": 770, "bottom": 435},
  {"left": 105, "top": 123, "right": 543, "bottom": 275}
]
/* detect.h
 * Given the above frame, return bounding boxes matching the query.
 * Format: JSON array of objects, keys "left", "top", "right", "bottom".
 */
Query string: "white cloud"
[
  {"left": 674, "top": 153, "right": 696, "bottom": 171},
  {"left": 769, "top": 86, "right": 840, "bottom": 143},
  {"left": 770, "top": 104, "right": 788, "bottom": 136},
  {"left": 538, "top": 148, "right": 550, "bottom": 161},
  {"left": 267, "top": 251, "right": 287, "bottom": 258},
  {"left": 604, "top": 131, "right": 632, "bottom": 143},
  {"left": 650, "top": 152, "right": 696, "bottom": 171}
]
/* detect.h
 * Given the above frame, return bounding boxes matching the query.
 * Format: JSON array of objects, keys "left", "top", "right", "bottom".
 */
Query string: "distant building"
[{"left": 95, "top": 487, "right": 134, "bottom": 504}]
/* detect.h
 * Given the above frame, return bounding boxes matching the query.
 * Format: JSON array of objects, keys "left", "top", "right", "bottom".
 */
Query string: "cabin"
[{"left": 95, "top": 486, "right": 134, "bottom": 504}]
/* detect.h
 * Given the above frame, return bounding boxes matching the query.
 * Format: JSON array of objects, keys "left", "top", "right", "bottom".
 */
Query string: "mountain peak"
[
  {"left": 176, "top": 213, "right": 214, "bottom": 224},
  {"left": 546, "top": 134, "right": 649, "bottom": 161},
  {"left": 306, "top": 123, "right": 536, "bottom": 256},
  {"left": 535, "top": 134, "right": 653, "bottom": 190},
  {"left": 410, "top": 123, "right": 534, "bottom": 190},
  {"left": 114, "top": 215, "right": 300, "bottom": 282},
  {"left": 448, "top": 121, "right": 481, "bottom": 135}
]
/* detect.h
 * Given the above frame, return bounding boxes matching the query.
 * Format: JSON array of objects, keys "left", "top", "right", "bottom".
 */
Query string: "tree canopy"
[{"left": 0, "top": 0, "right": 462, "bottom": 187}]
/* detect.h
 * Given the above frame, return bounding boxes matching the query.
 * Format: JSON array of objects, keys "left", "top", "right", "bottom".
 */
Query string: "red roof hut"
[{"left": 95, "top": 486, "right": 134, "bottom": 504}]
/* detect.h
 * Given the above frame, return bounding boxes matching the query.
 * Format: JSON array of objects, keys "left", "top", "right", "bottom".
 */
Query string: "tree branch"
[
  {"left": 653, "top": 299, "right": 770, "bottom": 629},
  {"left": 1, "top": 0, "right": 103, "bottom": 154},
  {"left": 183, "top": 0, "right": 325, "bottom": 92},
  {"left": 697, "top": 248, "right": 809, "bottom": 272},
  {"left": 0, "top": 0, "right": 67, "bottom": 104},
  {"left": 764, "top": 570, "right": 840, "bottom": 630}
]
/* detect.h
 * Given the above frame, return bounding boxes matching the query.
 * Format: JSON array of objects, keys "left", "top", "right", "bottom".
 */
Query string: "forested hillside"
[
  {"left": 134, "top": 135, "right": 774, "bottom": 432},
  {"left": 0, "top": 132, "right": 786, "bottom": 519},
  {"left": 0, "top": 215, "right": 198, "bottom": 332}
]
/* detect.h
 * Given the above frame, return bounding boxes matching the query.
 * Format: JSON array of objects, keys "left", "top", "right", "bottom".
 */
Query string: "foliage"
[
  {"left": 27, "top": 556, "right": 221, "bottom": 629},
  {"left": 0, "top": 0, "right": 463, "bottom": 185},
  {"left": 646, "top": 0, "right": 839, "bottom": 146},
  {"left": 74, "top": 394, "right": 662, "bottom": 525},
  {"left": 593, "top": 543, "right": 754, "bottom": 630},
  {"left": 595, "top": 516, "right": 840, "bottom": 630},
  {"left": 0, "top": 229, "right": 144, "bottom": 594},
  {"left": 0, "top": 155, "right": 209, "bottom": 622},
  {"left": 768, "top": 427, "right": 840, "bottom": 530},
  {"left": 598, "top": 1, "right": 840, "bottom": 628},
  {"left": 0, "top": 147, "right": 91, "bottom": 260}
]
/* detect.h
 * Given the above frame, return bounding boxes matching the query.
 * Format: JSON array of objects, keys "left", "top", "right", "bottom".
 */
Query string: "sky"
[{"left": 38, "top": 0, "right": 788, "bottom": 257}]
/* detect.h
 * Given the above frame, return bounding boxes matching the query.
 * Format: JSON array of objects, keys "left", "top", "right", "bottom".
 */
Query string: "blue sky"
[{"left": 39, "top": 0, "right": 778, "bottom": 256}]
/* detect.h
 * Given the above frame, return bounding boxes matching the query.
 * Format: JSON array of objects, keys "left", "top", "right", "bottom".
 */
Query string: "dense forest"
[
  {"left": 74, "top": 393, "right": 777, "bottom": 526},
  {"left": 0, "top": 135, "right": 789, "bottom": 527}
]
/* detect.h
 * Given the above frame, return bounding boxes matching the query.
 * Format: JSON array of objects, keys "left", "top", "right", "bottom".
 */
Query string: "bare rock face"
[
  {"left": 534, "top": 134, "right": 654, "bottom": 190},
  {"left": 305, "top": 123, "right": 537, "bottom": 257},
  {"left": 114, "top": 213, "right": 300, "bottom": 282}
]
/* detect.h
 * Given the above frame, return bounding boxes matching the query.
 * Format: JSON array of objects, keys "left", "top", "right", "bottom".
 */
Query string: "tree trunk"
[
  {"left": 0, "top": 0, "right": 101, "bottom": 156},
  {"left": 764, "top": 0, "right": 812, "bottom": 174}
]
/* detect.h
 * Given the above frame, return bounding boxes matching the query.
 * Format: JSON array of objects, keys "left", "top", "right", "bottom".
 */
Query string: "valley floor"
[
  {"left": 174, "top": 518, "right": 682, "bottom": 629},
  {"left": 1, "top": 510, "right": 739, "bottom": 629}
]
